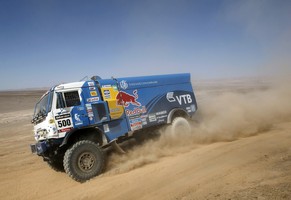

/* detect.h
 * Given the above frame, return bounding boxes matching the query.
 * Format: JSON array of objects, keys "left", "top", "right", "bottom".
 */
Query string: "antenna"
[{"left": 80, "top": 76, "right": 89, "bottom": 81}]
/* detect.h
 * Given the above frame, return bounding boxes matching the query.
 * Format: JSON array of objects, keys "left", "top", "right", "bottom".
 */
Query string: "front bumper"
[{"left": 30, "top": 141, "right": 48, "bottom": 155}]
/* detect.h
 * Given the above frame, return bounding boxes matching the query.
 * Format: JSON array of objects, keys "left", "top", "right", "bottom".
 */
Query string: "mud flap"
[{"left": 111, "top": 140, "right": 126, "bottom": 154}]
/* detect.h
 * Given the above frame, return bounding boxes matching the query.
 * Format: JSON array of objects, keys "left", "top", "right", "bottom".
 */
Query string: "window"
[
  {"left": 56, "top": 91, "right": 81, "bottom": 108},
  {"left": 64, "top": 91, "right": 81, "bottom": 107}
]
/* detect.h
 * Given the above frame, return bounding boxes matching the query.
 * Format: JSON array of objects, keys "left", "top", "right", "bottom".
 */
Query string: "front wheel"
[{"left": 64, "top": 140, "right": 105, "bottom": 182}]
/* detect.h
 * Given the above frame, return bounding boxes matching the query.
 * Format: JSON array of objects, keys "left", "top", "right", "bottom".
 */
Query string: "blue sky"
[{"left": 0, "top": 0, "right": 290, "bottom": 90}]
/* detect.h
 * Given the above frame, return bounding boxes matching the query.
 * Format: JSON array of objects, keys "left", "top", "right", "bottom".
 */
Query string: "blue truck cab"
[{"left": 30, "top": 73, "right": 197, "bottom": 182}]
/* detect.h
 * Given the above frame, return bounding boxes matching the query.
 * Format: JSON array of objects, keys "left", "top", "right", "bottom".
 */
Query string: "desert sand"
[{"left": 0, "top": 78, "right": 290, "bottom": 200}]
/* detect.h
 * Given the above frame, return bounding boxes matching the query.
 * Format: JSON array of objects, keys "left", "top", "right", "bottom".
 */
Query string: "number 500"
[{"left": 58, "top": 119, "right": 71, "bottom": 128}]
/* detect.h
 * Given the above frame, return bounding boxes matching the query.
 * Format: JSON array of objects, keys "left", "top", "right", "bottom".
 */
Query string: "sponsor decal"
[
  {"left": 176, "top": 94, "right": 192, "bottom": 105},
  {"left": 104, "top": 90, "right": 111, "bottom": 99},
  {"left": 89, "top": 87, "right": 96, "bottom": 91},
  {"left": 87, "top": 97, "right": 99, "bottom": 102},
  {"left": 141, "top": 117, "right": 147, "bottom": 125},
  {"left": 74, "top": 113, "right": 83, "bottom": 125},
  {"left": 153, "top": 114, "right": 167, "bottom": 124},
  {"left": 77, "top": 107, "right": 84, "bottom": 111},
  {"left": 119, "top": 80, "right": 128, "bottom": 90},
  {"left": 166, "top": 92, "right": 176, "bottom": 102},
  {"left": 110, "top": 107, "right": 121, "bottom": 113},
  {"left": 58, "top": 127, "right": 72, "bottom": 133},
  {"left": 191, "top": 104, "right": 196, "bottom": 112},
  {"left": 166, "top": 92, "right": 193, "bottom": 105},
  {"left": 55, "top": 114, "right": 71, "bottom": 120},
  {"left": 90, "top": 91, "right": 98, "bottom": 96},
  {"left": 88, "top": 82, "right": 94, "bottom": 86},
  {"left": 129, "top": 118, "right": 143, "bottom": 131},
  {"left": 149, "top": 114, "right": 157, "bottom": 122},
  {"left": 141, "top": 114, "right": 148, "bottom": 119},
  {"left": 128, "top": 81, "right": 158, "bottom": 87},
  {"left": 186, "top": 106, "right": 195, "bottom": 113},
  {"left": 116, "top": 90, "right": 141, "bottom": 107},
  {"left": 101, "top": 85, "right": 112, "bottom": 88},
  {"left": 156, "top": 110, "right": 167, "bottom": 115},
  {"left": 103, "top": 124, "right": 110, "bottom": 133},
  {"left": 125, "top": 106, "right": 147, "bottom": 117},
  {"left": 85, "top": 104, "right": 94, "bottom": 119},
  {"left": 157, "top": 114, "right": 167, "bottom": 119}
]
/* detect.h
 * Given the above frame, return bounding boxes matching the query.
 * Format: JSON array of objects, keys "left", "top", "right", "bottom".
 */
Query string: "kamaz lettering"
[{"left": 30, "top": 73, "right": 197, "bottom": 182}]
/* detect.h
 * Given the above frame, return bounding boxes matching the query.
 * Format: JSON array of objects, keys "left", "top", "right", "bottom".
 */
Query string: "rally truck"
[{"left": 30, "top": 73, "right": 197, "bottom": 182}]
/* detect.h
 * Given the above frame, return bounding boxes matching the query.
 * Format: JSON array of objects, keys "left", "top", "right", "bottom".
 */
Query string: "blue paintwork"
[
  {"left": 70, "top": 73, "right": 197, "bottom": 142},
  {"left": 31, "top": 73, "right": 197, "bottom": 155},
  {"left": 113, "top": 73, "right": 197, "bottom": 132}
]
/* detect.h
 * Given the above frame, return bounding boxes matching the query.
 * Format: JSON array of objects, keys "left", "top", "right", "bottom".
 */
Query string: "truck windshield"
[{"left": 32, "top": 92, "right": 53, "bottom": 122}]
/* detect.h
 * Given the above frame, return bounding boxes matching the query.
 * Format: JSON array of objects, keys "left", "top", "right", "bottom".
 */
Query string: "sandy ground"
[{"left": 0, "top": 79, "right": 290, "bottom": 200}]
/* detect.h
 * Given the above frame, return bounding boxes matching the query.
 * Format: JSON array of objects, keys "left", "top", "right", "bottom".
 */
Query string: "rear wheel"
[
  {"left": 64, "top": 140, "right": 105, "bottom": 182},
  {"left": 170, "top": 117, "right": 191, "bottom": 136}
]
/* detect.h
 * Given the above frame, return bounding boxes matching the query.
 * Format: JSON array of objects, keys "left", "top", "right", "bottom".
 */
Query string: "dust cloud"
[{"left": 105, "top": 78, "right": 291, "bottom": 175}]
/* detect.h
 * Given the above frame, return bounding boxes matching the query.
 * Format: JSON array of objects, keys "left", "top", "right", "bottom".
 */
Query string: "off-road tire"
[
  {"left": 64, "top": 140, "right": 105, "bottom": 182},
  {"left": 170, "top": 117, "right": 191, "bottom": 136}
]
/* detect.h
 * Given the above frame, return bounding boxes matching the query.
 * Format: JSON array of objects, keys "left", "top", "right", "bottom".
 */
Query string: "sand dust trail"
[{"left": 0, "top": 79, "right": 290, "bottom": 200}]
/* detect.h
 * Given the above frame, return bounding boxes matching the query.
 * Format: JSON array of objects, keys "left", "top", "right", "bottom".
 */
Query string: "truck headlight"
[{"left": 37, "top": 129, "right": 48, "bottom": 138}]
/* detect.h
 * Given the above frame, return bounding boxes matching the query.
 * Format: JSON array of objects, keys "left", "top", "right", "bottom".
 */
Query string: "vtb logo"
[{"left": 166, "top": 92, "right": 192, "bottom": 105}]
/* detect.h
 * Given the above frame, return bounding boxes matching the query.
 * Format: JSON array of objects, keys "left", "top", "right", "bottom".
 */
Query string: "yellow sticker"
[{"left": 90, "top": 91, "right": 97, "bottom": 96}]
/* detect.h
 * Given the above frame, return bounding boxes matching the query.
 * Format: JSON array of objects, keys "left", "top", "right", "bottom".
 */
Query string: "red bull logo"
[
  {"left": 116, "top": 90, "right": 141, "bottom": 107},
  {"left": 126, "top": 106, "right": 147, "bottom": 116}
]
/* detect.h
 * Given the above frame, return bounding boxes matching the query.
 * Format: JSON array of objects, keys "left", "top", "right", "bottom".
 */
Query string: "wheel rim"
[
  {"left": 78, "top": 152, "right": 96, "bottom": 172},
  {"left": 176, "top": 123, "right": 190, "bottom": 133},
  {"left": 171, "top": 118, "right": 191, "bottom": 135}
]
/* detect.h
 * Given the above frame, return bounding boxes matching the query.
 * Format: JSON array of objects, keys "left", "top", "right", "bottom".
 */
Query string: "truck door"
[{"left": 53, "top": 89, "right": 89, "bottom": 132}]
